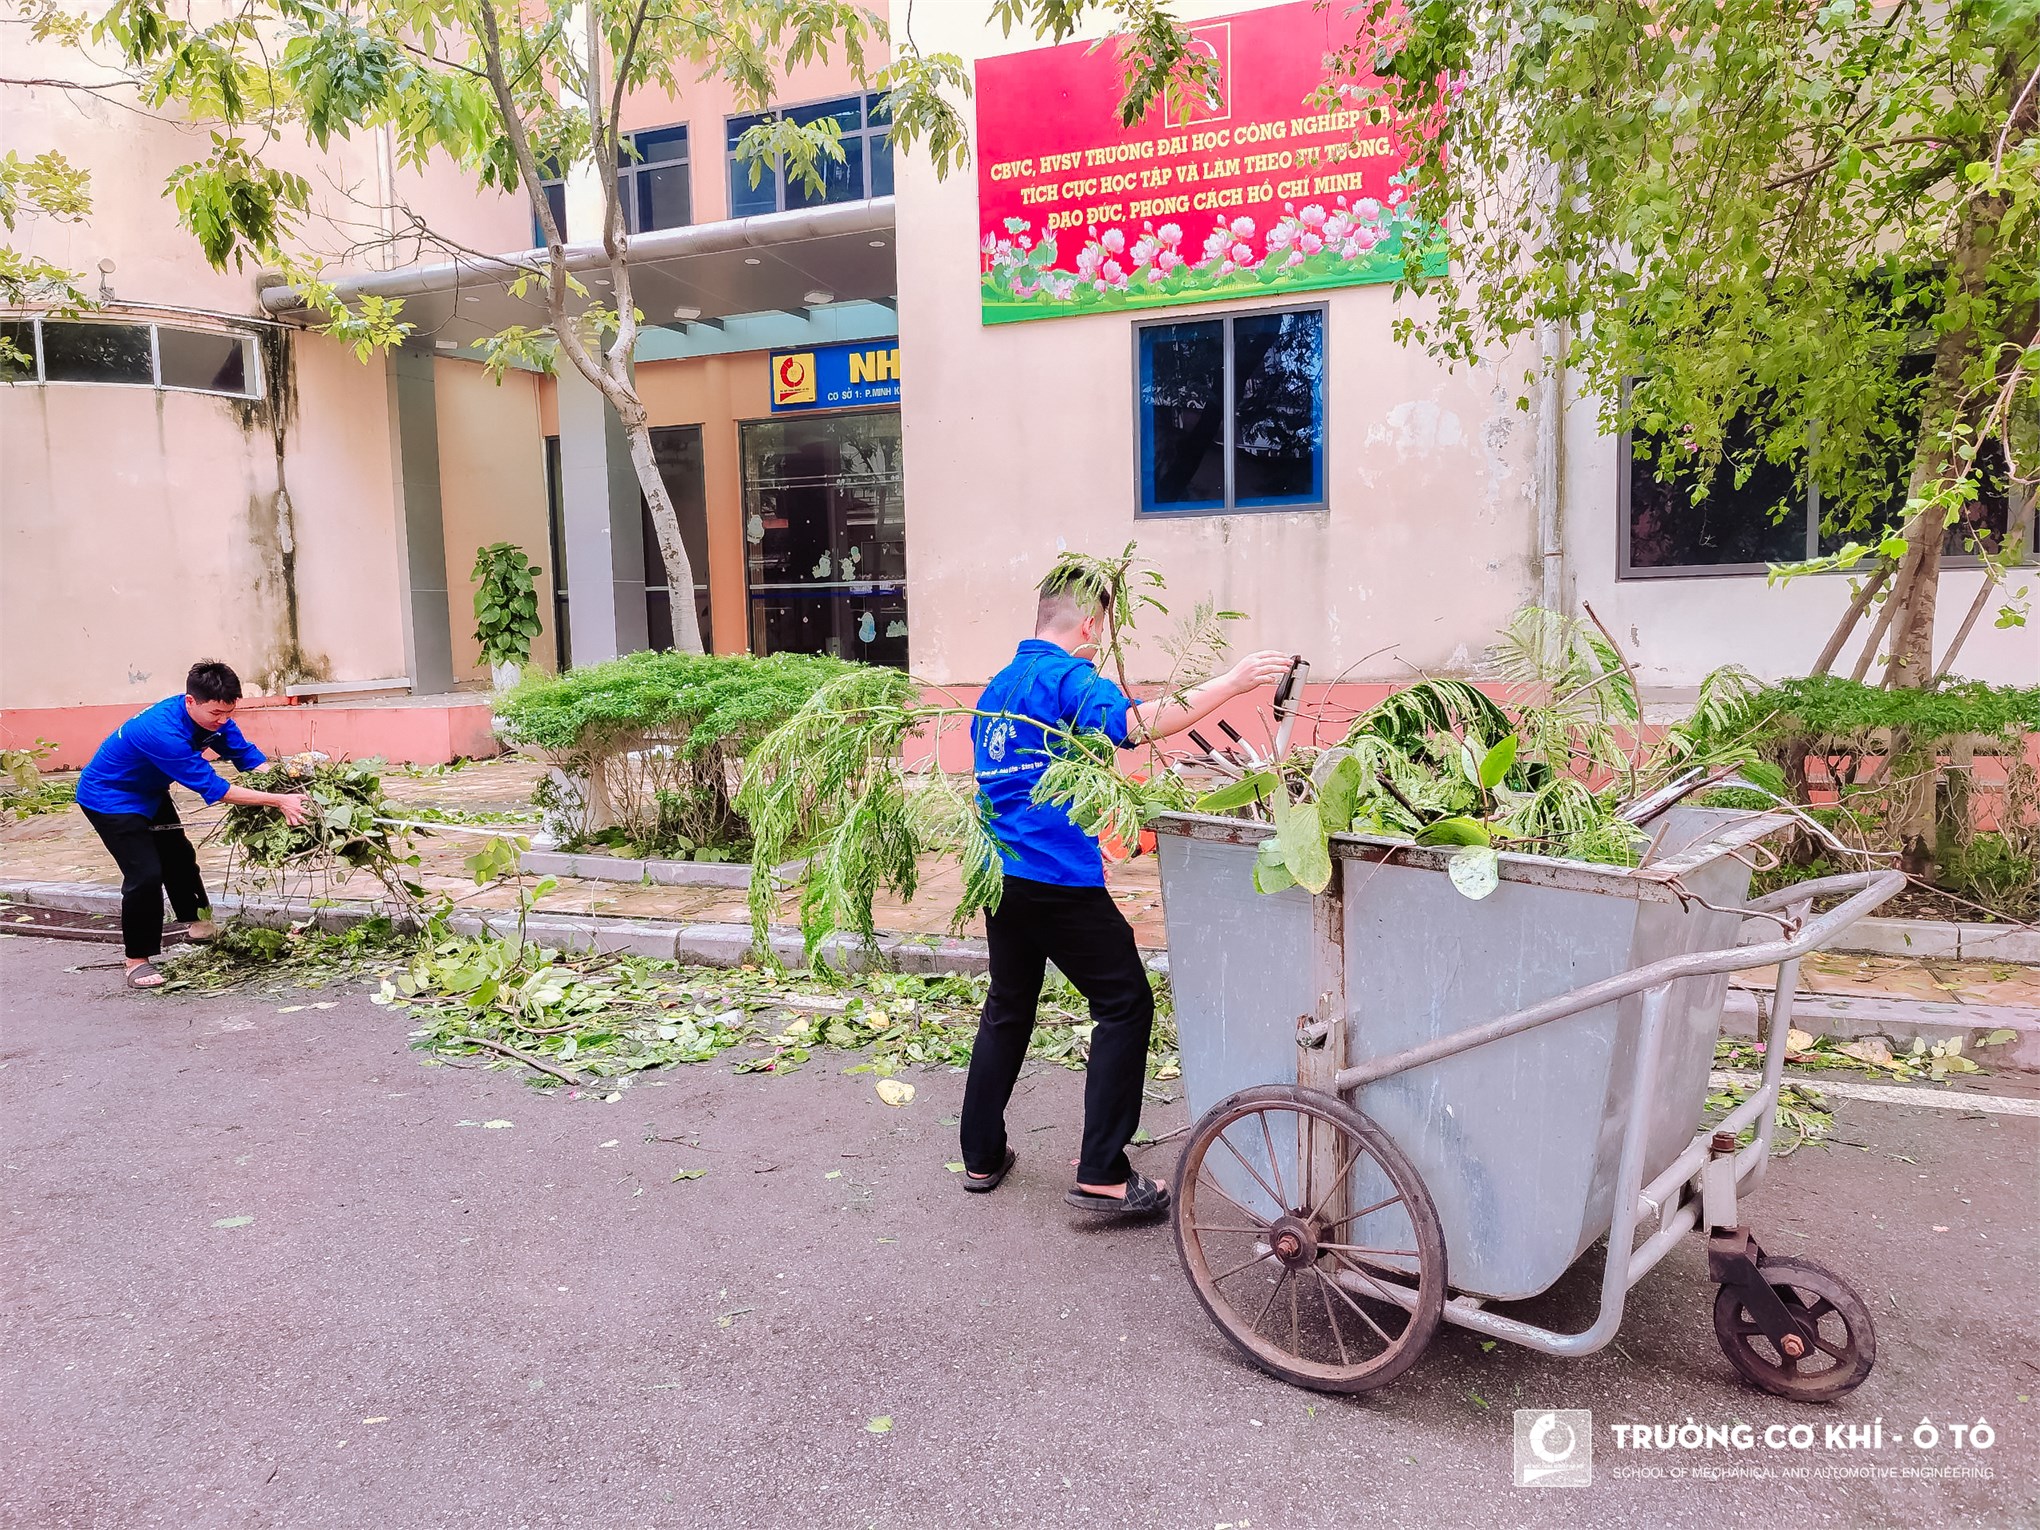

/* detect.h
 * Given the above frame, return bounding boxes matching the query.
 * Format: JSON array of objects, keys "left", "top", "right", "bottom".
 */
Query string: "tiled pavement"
[{"left": 2, "top": 757, "right": 1169, "bottom": 951}]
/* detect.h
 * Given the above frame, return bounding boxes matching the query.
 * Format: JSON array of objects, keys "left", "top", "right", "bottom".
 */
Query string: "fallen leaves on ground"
[{"left": 162, "top": 919, "right": 1181, "bottom": 1091}]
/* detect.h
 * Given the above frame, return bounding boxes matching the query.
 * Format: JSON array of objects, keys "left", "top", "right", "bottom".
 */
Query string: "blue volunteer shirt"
[
  {"left": 76, "top": 695, "right": 267, "bottom": 816},
  {"left": 972, "top": 639, "right": 1135, "bottom": 887}
]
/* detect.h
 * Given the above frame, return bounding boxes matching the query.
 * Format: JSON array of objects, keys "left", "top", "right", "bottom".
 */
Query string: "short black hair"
[
  {"left": 1035, "top": 564, "right": 1109, "bottom": 634},
  {"left": 186, "top": 661, "right": 243, "bottom": 704}
]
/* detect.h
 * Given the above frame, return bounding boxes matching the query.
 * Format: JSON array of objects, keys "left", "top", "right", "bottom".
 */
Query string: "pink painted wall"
[
  {"left": 1, "top": 341, "right": 406, "bottom": 713},
  {"left": 891, "top": 3, "right": 1542, "bottom": 689}
]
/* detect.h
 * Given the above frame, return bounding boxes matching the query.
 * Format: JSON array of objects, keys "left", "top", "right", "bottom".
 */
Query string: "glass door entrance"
[
  {"left": 740, "top": 410, "right": 906, "bottom": 667},
  {"left": 543, "top": 426, "right": 713, "bottom": 663},
  {"left": 644, "top": 425, "right": 713, "bottom": 651}
]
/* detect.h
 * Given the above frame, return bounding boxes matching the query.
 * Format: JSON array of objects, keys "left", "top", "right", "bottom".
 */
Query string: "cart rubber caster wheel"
[
  {"left": 1713, "top": 1255, "right": 1876, "bottom": 1402},
  {"left": 1173, "top": 1084, "right": 1446, "bottom": 1394}
]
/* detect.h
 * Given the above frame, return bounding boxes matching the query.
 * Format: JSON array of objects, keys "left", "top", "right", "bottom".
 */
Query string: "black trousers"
[
  {"left": 82, "top": 802, "right": 209, "bottom": 960},
  {"left": 960, "top": 876, "right": 1155, "bottom": 1186}
]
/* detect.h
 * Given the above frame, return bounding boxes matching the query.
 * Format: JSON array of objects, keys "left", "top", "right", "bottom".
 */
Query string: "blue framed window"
[
  {"left": 529, "top": 128, "right": 691, "bottom": 245},
  {"left": 1137, "top": 305, "right": 1325, "bottom": 515},
  {"left": 727, "top": 92, "right": 894, "bottom": 217},
  {"left": 622, "top": 126, "right": 691, "bottom": 233},
  {"left": 531, "top": 162, "right": 568, "bottom": 246}
]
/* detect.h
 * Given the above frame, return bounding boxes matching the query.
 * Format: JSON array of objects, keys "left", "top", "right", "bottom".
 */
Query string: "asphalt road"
[{"left": 3, "top": 934, "right": 2035, "bottom": 1529}]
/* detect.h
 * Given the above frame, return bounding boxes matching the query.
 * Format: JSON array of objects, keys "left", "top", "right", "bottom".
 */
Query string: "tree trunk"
[
  {"left": 1875, "top": 138, "right": 2014, "bottom": 874},
  {"left": 618, "top": 394, "right": 706, "bottom": 653}
]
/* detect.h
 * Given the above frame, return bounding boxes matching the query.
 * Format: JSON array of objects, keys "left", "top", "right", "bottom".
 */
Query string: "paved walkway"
[
  {"left": 2, "top": 935, "right": 2034, "bottom": 1529},
  {"left": 3, "top": 758, "right": 1172, "bottom": 944}
]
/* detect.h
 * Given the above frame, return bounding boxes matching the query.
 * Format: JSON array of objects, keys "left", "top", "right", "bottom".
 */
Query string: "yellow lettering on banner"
[
  {"left": 1084, "top": 140, "right": 1155, "bottom": 166},
  {"left": 1235, "top": 119, "right": 1287, "bottom": 145},
  {"left": 1130, "top": 195, "right": 1191, "bottom": 218},
  {"left": 1290, "top": 109, "right": 1362, "bottom": 137},
  {"left": 1204, "top": 157, "right": 1241, "bottom": 178},
  {"left": 1312, "top": 171, "right": 1368, "bottom": 194},
  {"left": 849, "top": 347, "right": 899, "bottom": 385},
  {"left": 1243, "top": 151, "right": 1293, "bottom": 174},
  {"left": 988, "top": 158, "right": 1035, "bottom": 181}
]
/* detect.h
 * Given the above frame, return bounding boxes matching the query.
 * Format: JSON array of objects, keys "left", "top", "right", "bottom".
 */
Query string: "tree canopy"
[{"left": 1342, "top": 0, "right": 2037, "bottom": 684}]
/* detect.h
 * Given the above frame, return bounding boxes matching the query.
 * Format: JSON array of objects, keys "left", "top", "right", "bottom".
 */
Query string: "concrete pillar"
[
  {"left": 556, "top": 363, "right": 648, "bottom": 665},
  {"left": 386, "top": 343, "right": 455, "bottom": 695}
]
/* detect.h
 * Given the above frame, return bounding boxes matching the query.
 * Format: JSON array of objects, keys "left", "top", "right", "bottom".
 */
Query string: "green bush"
[
  {"left": 496, "top": 650, "right": 864, "bottom": 755},
  {"left": 1940, "top": 834, "right": 2038, "bottom": 922},
  {"left": 1723, "top": 674, "right": 2040, "bottom": 749},
  {"left": 498, "top": 651, "right": 897, "bottom": 852}
]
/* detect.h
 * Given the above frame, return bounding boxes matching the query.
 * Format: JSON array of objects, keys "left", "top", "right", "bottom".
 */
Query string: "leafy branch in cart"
[{"left": 1195, "top": 608, "right": 1784, "bottom": 899}]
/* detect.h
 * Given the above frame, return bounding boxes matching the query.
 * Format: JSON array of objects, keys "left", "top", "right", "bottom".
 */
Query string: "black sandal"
[
  {"left": 962, "top": 1147, "right": 1016, "bottom": 1193},
  {"left": 125, "top": 962, "right": 164, "bottom": 990},
  {"left": 1064, "top": 1170, "right": 1170, "bottom": 1217}
]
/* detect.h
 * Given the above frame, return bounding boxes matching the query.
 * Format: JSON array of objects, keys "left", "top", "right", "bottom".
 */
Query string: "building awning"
[{"left": 259, "top": 198, "right": 896, "bottom": 349}]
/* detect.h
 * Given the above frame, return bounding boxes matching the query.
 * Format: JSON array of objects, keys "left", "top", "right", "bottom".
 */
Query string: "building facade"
[{"left": 2, "top": 0, "right": 2032, "bottom": 766}]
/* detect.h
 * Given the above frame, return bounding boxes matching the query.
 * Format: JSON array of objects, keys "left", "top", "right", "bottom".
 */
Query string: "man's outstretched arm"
[{"left": 1126, "top": 650, "right": 1293, "bottom": 744}]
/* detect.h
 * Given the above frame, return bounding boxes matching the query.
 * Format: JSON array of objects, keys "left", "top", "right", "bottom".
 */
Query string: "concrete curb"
[
  {"left": 517, "top": 849, "right": 808, "bottom": 892},
  {"left": 0, "top": 880, "right": 989, "bottom": 975},
  {"left": 4, "top": 880, "right": 2030, "bottom": 1069},
  {"left": 1830, "top": 916, "right": 2040, "bottom": 963}
]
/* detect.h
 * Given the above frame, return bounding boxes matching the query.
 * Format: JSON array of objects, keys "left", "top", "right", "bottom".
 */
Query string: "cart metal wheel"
[
  {"left": 1173, "top": 1084, "right": 1446, "bottom": 1394},
  {"left": 1713, "top": 1255, "right": 1877, "bottom": 1402}
]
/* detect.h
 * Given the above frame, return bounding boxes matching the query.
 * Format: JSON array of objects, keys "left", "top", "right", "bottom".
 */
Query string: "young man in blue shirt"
[
  {"left": 76, "top": 662, "right": 307, "bottom": 988},
  {"left": 960, "top": 572, "right": 1290, "bottom": 1216}
]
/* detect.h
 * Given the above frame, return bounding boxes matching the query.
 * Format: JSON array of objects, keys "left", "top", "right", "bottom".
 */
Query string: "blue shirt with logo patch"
[
  {"left": 972, "top": 639, "right": 1135, "bottom": 888},
  {"left": 77, "top": 695, "right": 267, "bottom": 816}
]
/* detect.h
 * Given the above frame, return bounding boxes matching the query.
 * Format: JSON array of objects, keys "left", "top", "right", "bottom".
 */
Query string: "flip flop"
[
  {"left": 962, "top": 1147, "right": 1017, "bottom": 1193},
  {"left": 1064, "top": 1170, "right": 1171, "bottom": 1218},
  {"left": 125, "top": 962, "right": 164, "bottom": 990}
]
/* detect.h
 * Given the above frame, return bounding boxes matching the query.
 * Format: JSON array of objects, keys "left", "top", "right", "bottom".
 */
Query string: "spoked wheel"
[
  {"left": 1173, "top": 1084, "right": 1446, "bottom": 1394},
  {"left": 1713, "top": 1255, "right": 1877, "bottom": 1402}
]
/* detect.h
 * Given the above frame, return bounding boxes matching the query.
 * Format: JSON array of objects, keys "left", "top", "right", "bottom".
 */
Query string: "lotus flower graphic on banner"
[{"left": 972, "top": 0, "right": 1444, "bottom": 325}]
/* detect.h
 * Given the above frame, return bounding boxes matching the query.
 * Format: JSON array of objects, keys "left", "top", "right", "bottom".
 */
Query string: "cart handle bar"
[{"left": 1333, "top": 869, "right": 1907, "bottom": 1093}]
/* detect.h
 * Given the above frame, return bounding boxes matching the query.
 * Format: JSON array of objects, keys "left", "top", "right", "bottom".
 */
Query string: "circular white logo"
[{"left": 1529, "top": 1412, "right": 1579, "bottom": 1464}]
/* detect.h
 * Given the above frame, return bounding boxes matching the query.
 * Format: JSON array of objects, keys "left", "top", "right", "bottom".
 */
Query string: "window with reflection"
[
  {"left": 1, "top": 317, "right": 259, "bottom": 398},
  {"left": 726, "top": 93, "right": 894, "bottom": 217},
  {"left": 740, "top": 411, "right": 907, "bottom": 667},
  {"left": 1136, "top": 305, "right": 1325, "bottom": 515},
  {"left": 1622, "top": 359, "right": 2026, "bottom": 576}
]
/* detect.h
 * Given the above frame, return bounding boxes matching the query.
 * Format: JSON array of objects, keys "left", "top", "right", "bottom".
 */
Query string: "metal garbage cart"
[{"left": 1153, "top": 806, "right": 1906, "bottom": 1399}]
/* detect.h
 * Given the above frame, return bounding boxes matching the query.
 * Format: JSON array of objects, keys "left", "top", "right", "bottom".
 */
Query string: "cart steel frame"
[{"left": 1165, "top": 820, "right": 1906, "bottom": 1400}]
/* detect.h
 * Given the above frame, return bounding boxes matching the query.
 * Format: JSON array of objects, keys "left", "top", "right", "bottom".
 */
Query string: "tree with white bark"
[{"left": 23, "top": 0, "right": 974, "bottom": 654}]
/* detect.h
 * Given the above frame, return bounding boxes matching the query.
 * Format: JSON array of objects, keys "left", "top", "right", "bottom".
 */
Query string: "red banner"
[{"left": 973, "top": 1, "right": 1433, "bottom": 325}]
